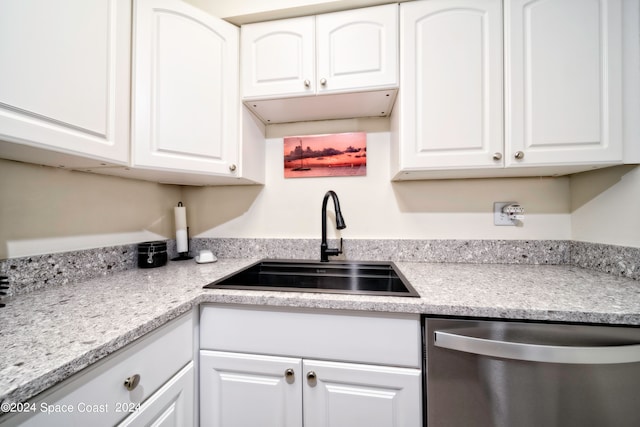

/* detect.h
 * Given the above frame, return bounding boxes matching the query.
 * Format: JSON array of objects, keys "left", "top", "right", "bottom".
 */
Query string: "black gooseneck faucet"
[{"left": 321, "top": 190, "right": 346, "bottom": 262}]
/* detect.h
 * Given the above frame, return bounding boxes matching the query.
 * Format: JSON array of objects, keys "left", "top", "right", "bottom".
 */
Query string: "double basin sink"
[{"left": 204, "top": 259, "right": 419, "bottom": 297}]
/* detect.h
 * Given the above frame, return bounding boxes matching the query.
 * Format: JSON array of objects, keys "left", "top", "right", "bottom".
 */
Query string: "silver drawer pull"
[{"left": 124, "top": 374, "right": 141, "bottom": 391}]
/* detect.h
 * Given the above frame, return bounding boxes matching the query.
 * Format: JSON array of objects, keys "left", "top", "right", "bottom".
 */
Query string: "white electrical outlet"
[{"left": 494, "top": 202, "right": 518, "bottom": 226}]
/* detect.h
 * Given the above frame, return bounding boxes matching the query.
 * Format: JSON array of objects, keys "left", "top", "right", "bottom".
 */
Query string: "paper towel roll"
[
  {"left": 174, "top": 203, "right": 188, "bottom": 253},
  {"left": 176, "top": 229, "right": 188, "bottom": 253}
]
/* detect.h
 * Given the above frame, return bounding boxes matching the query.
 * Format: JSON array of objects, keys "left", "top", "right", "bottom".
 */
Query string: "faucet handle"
[{"left": 338, "top": 238, "right": 343, "bottom": 255}]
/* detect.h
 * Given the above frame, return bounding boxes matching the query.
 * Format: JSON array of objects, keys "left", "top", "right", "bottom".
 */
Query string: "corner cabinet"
[
  {"left": 241, "top": 4, "right": 399, "bottom": 124},
  {"left": 0, "top": 0, "right": 131, "bottom": 167},
  {"left": 0, "top": 312, "right": 195, "bottom": 427},
  {"left": 129, "top": 0, "right": 262, "bottom": 184},
  {"left": 200, "top": 305, "right": 422, "bottom": 427},
  {"left": 392, "top": 0, "right": 626, "bottom": 180}
]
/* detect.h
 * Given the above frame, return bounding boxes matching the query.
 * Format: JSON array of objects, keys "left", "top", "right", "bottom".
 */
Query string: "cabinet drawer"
[
  {"left": 200, "top": 305, "right": 421, "bottom": 368},
  {"left": 2, "top": 312, "right": 194, "bottom": 427}
]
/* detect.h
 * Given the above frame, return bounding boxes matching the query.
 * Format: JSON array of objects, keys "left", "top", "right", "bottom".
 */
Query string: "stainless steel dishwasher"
[{"left": 425, "top": 318, "right": 640, "bottom": 427}]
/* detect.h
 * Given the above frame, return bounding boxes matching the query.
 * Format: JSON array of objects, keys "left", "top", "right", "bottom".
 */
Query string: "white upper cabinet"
[
  {"left": 132, "top": 0, "right": 240, "bottom": 177},
  {"left": 394, "top": 0, "right": 504, "bottom": 172},
  {"left": 392, "top": 0, "right": 626, "bottom": 180},
  {"left": 241, "top": 16, "right": 316, "bottom": 98},
  {"left": 505, "top": 0, "right": 623, "bottom": 167},
  {"left": 241, "top": 4, "right": 398, "bottom": 123},
  {"left": 315, "top": 5, "right": 399, "bottom": 94},
  {"left": 0, "top": 0, "right": 131, "bottom": 166}
]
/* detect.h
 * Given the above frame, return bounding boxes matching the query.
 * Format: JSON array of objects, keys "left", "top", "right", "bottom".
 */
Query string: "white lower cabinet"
[
  {"left": 0, "top": 312, "right": 195, "bottom": 427},
  {"left": 199, "top": 305, "right": 423, "bottom": 427},
  {"left": 303, "top": 359, "right": 421, "bottom": 427},
  {"left": 117, "top": 362, "right": 194, "bottom": 427},
  {"left": 201, "top": 351, "right": 421, "bottom": 427},
  {"left": 200, "top": 351, "right": 302, "bottom": 427}
]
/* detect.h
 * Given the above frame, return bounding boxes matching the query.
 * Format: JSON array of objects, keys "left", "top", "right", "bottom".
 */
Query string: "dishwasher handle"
[{"left": 434, "top": 330, "right": 640, "bottom": 364}]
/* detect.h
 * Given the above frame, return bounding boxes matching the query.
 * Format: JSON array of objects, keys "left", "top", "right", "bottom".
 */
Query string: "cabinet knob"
[
  {"left": 284, "top": 368, "right": 295, "bottom": 384},
  {"left": 514, "top": 151, "right": 525, "bottom": 160},
  {"left": 306, "top": 371, "right": 317, "bottom": 387},
  {"left": 319, "top": 78, "right": 327, "bottom": 86},
  {"left": 304, "top": 79, "right": 311, "bottom": 88},
  {"left": 493, "top": 152, "right": 502, "bottom": 161},
  {"left": 228, "top": 164, "right": 237, "bottom": 172},
  {"left": 124, "top": 374, "right": 140, "bottom": 391}
]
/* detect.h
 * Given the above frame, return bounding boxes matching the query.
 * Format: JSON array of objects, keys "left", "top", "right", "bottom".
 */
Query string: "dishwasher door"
[{"left": 425, "top": 318, "right": 640, "bottom": 427}]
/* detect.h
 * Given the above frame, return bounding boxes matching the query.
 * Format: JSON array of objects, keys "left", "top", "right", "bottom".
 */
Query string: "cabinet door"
[
  {"left": 0, "top": 0, "right": 130, "bottom": 164},
  {"left": 117, "top": 363, "right": 194, "bottom": 427},
  {"left": 316, "top": 4, "right": 398, "bottom": 93},
  {"left": 200, "top": 350, "right": 303, "bottom": 427},
  {"left": 241, "top": 17, "right": 315, "bottom": 98},
  {"left": 303, "top": 359, "right": 422, "bottom": 427},
  {"left": 506, "top": 0, "right": 623, "bottom": 167},
  {"left": 398, "top": 0, "right": 503, "bottom": 170},
  {"left": 132, "top": 0, "right": 239, "bottom": 175}
]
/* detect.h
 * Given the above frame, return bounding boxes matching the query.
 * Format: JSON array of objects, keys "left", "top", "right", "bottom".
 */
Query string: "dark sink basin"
[{"left": 204, "top": 259, "right": 419, "bottom": 297}]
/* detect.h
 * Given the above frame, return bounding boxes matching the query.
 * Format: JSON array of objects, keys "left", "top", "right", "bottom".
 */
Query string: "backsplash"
[
  {"left": 571, "top": 241, "right": 639, "bottom": 280},
  {"left": 190, "top": 238, "right": 571, "bottom": 265},
  {"left": 0, "top": 240, "right": 178, "bottom": 296},
  {"left": 0, "top": 238, "right": 636, "bottom": 297}
]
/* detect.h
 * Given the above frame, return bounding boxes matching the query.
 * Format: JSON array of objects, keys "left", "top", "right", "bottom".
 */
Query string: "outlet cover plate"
[{"left": 494, "top": 202, "right": 516, "bottom": 226}]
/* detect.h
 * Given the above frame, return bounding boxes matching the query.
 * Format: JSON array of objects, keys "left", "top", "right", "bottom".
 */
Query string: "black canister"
[{"left": 138, "top": 241, "right": 168, "bottom": 268}]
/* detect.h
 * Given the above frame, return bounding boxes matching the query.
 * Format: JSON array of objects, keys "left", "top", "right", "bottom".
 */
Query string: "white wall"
[
  {"left": 0, "top": 159, "right": 180, "bottom": 259},
  {"left": 570, "top": 165, "right": 640, "bottom": 247},
  {"left": 188, "top": 123, "right": 572, "bottom": 241}
]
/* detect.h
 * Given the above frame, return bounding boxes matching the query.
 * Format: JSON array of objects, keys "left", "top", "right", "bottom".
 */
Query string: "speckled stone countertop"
[{"left": 1, "top": 259, "right": 639, "bottom": 407}]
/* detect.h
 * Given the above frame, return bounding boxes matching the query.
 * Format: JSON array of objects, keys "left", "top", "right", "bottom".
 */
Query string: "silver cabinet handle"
[
  {"left": 124, "top": 374, "right": 140, "bottom": 391},
  {"left": 493, "top": 152, "right": 502, "bottom": 161},
  {"left": 306, "top": 371, "right": 317, "bottom": 386},
  {"left": 319, "top": 78, "right": 327, "bottom": 86},
  {"left": 434, "top": 330, "right": 640, "bottom": 364},
  {"left": 228, "top": 164, "right": 237, "bottom": 172},
  {"left": 514, "top": 151, "right": 525, "bottom": 160},
  {"left": 284, "top": 368, "right": 295, "bottom": 384},
  {"left": 304, "top": 79, "right": 311, "bottom": 88}
]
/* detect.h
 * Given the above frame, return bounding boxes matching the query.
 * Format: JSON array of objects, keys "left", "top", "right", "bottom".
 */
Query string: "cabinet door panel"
[
  {"left": 0, "top": 0, "right": 130, "bottom": 164},
  {"left": 200, "top": 350, "right": 303, "bottom": 427},
  {"left": 303, "top": 359, "right": 422, "bottom": 427},
  {"left": 399, "top": 0, "right": 503, "bottom": 169},
  {"left": 241, "top": 17, "right": 315, "bottom": 98},
  {"left": 117, "top": 363, "right": 194, "bottom": 427},
  {"left": 316, "top": 4, "right": 398, "bottom": 93},
  {"left": 506, "top": 0, "right": 623, "bottom": 166},
  {"left": 132, "top": 0, "right": 239, "bottom": 175}
]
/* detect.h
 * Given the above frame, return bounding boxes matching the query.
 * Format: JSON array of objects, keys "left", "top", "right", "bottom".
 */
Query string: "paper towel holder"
[
  {"left": 172, "top": 201, "right": 193, "bottom": 261},
  {"left": 172, "top": 226, "right": 193, "bottom": 261}
]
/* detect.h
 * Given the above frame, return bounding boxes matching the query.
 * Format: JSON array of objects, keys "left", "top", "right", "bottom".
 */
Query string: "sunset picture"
[{"left": 283, "top": 132, "right": 367, "bottom": 178}]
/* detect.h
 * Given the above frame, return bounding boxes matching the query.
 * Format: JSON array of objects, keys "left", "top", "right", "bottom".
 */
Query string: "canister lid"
[{"left": 138, "top": 241, "right": 167, "bottom": 253}]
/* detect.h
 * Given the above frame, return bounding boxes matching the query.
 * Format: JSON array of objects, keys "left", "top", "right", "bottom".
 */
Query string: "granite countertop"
[{"left": 1, "top": 258, "right": 639, "bottom": 407}]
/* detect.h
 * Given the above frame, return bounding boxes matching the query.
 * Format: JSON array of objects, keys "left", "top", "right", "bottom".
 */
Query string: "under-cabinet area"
[{"left": 199, "top": 305, "right": 423, "bottom": 427}]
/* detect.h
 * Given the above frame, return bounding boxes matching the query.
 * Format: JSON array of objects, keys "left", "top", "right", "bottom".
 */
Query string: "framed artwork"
[{"left": 284, "top": 132, "right": 367, "bottom": 178}]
